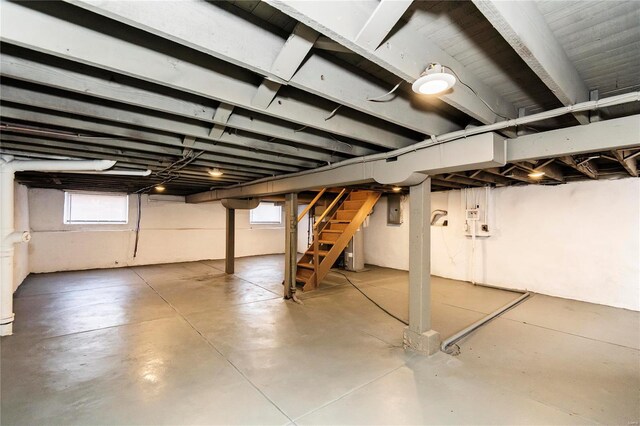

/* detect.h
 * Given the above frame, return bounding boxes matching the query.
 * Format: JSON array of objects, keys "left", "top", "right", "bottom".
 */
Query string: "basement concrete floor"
[{"left": 2, "top": 254, "right": 639, "bottom": 425}]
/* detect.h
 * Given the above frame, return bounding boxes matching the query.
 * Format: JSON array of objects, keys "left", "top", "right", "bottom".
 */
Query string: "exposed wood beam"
[
  {"left": 500, "top": 168, "right": 538, "bottom": 184},
  {"left": 472, "top": 0, "right": 590, "bottom": 124},
  {"left": 0, "top": 132, "right": 272, "bottom": 179},
  {"left": 0, "top": 53, "right": 374, "bottom": 156},
  {"left": 558, "top": 156, "right": 598, "bottom": 179},
  {"left": 1, "top": 106, "right": 303, "bottom": 175},
  {"left": 271, "top": 22, "right": 318, "bottom": 81},
  {"left": 612, "top": 150, "right": 639, "bottom": 177},
  {"left": 466, "top": 170, "right": 512, "bottom": 186},
  {"left": 251, "top": 79, "right": 281, "bottom": 110},
  {"left": 266, "top": 0, "right": 518, "bottom": 124},
  {"left": 0, "top": 121, "right": 174, "bottom": 156},
  {"left": 187, "top": 117, "right": 640, "bottom": 202},
  {"left": 1, "top": 84, "right": 338, "bottom": 167},
  {"left": 444, "top": 174, "right": 486, "bottom": 187},
  {"left": 314, "top": 36, "right": 352, "bottom": 53},
  {"left": 589, "top": 89, "right": 601, "bottom": 123},
  {"left": 507, "top": 115, "right": 640, "bottom": 162},
  {"left": 515, "top": 160, "right": 564, "bottom": 183},
  {"left": 181, "top": 135, "right": 196, "bottom": 157},
  {"left": 485, "top": 167, "right": 535, "bottom": 184},
  {"left": 430, "top": 179, "right": 465, "bottom": 190},
  {"left": 536, "top": 161, "right": 564, "bottom": 183},
  {"left": 354, "top": 0, "right": 412, "bottom": 51},
  {"left": 66, "top": 0, "right": 459, "bottom": 137},
  {"left": 187, "top": 133, "right": 505, "bottom": 202},
  {"left": 2, "top": 1, "right": 420, "bottom": 149},
  {"left": 251, "top": 22, "right": 318, "bottom": 109},
  {"left": 209, "top": 103, "right": 234, "bottom": 139}
]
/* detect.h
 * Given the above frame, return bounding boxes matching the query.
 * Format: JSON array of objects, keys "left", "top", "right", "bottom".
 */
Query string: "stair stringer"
[{"left": 302, "top": 191, "right": 381, "bottom": 291}]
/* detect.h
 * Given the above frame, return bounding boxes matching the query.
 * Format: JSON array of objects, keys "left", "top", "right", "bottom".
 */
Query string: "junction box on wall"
[{"left": 464, "top": 187, "right": 491, "bottom": 238}]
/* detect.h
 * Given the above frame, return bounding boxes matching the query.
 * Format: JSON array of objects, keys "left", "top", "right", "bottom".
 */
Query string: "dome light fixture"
[
  {"left": 208, "top": 168, "right": 224, "bottom": 177},
  {"left": 412, "top": 63, "right": 456, "bottom": 95},
  {"left": 528, "top": 171, "right": 545, "bottom": 179},
  {"left": 392, "top": 186, "right": 402, "bottom": 192},
  {"left": 155, "top": 185, "right": 166, "bottom": 192}
]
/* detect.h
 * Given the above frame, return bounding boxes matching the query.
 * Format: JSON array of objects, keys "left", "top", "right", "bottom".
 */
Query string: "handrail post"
[
  {"left": 298, "top": 188, "right": 326, "bottom": 223},
  {"left": 313, "top": 227, "right": 319, "bottom": 289},
  {"left": 314, "top": 188, "right": 346, "bottom": 231}
]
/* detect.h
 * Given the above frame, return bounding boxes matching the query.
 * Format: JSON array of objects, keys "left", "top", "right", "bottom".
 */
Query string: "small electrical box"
[
  {"left": 387, "top": 194, "right": 403, "bottom": 225},
  {"left": 466, "top": 208, "right": 480, "bottom": 221}
]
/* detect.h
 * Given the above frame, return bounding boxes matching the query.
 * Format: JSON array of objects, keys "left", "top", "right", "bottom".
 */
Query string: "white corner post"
[
  {"left": 283, "top": 193, "right": 298, "bottom": 299},
  {"left": 225, "top": 208, "right": 235, "bottom": 274},
  {"left": 403, "top": 177, "right": 441, "bottom": 354},
  {"left": 0, "top": 156, "right": 115, "bottom": 336}
]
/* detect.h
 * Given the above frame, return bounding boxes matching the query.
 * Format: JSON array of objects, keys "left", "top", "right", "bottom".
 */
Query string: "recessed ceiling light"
[
  {"left": 528, "top": 171, "right": 545, "bottom": 178},
  {"left": 392, "top": 186, "right": 402, "bottom": 192},
  {"left": 155, "top": 185, "right": 166, "bottom": 191},
  {"left": 412, "top": 63, "right": 456, "bottom": 95},
  {"left": 208, "top": 168, "right": 224, "bottom": 177}
]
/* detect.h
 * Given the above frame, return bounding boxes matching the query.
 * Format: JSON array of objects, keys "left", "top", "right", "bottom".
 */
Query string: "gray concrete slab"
[
  {"left": 1, "top": 317, "right": 289, "bottom": 425},
  {"left": 453, "top": 317, "right": 640, "bottom": 425},
  {"left": 296, "top": 353, "right": 594, "bottom": 425},
  {"left": 11, "top": 284, "right": 177, "bottom": 340},
  {"left": 15, "top": 267, "right": 146, "bottom": 297},
  {"left": 502, "top": 293, "right": 640, "bottom": 350},
  {"left": 2, "top": 255, "right": 638, "bottom": 425}
]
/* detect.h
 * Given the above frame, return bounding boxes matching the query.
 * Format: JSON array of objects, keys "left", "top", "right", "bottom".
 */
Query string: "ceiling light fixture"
[
  {"left": 412, "top": 63, "right": 457, "bottom": 95},
  {"left": 528, "top": 171, "right": 545, "bottom": 179},
  {"left": 392, "top": 186, "right": 402, "bottom": 192},
  {"left": 155, "top": 185, "right": 166, "bottom": 192},
  {"left": 208, "top": 168, "right": 224, "bottom": 177}
]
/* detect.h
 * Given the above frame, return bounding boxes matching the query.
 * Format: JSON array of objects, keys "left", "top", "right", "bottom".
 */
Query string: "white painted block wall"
[
  {"left": 364, "top": 178, "right": 640, "bottom": 311},
  {"left": 13, "top": 183, "right": 29, "bottom": 290},
  {"left": 26, "top": 188, "right": 285, "bottom": 275}
]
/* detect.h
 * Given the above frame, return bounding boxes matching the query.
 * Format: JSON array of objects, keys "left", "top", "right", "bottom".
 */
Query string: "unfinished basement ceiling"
[{"left": 0, "top": 0, "right": 638, "bottom": 195}]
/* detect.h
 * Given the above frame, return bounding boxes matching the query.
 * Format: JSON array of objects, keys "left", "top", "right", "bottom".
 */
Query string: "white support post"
[{"left": 403, "top": 177, "right": 440, "bottom": 355}]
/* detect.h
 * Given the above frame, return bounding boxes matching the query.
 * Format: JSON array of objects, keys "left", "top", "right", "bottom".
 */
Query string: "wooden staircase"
[{"left": 296, "top": 189, "right": 381, "bottom": 291}]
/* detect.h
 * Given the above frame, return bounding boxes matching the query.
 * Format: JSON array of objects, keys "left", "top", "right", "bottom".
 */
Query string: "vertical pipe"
[
  {"left": 408, "top": 177, "right": 432, "bottom": 333},
  {"left": 225, "top": 208, "right": 235, "bottom": 274},
  {"left": 284, "top": 193, "right": 297, "bottom": 298},
  {"left": 0, "top": 163, "right": 16, "bottom": 335},
  {"left": 0, "top": 158, "right": 115, "bottom": 336}
]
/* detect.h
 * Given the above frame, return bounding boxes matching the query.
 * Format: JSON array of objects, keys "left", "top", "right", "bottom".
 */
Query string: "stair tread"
[
  {"left": 306, "top": 249, "right": 330, "bottom": 256},
  {"left": 318, "top": 240, "right": 335, "bottom": 244},
  {"left": 297, "top": 263, "right": 314, "bottom": 270},
  {"left": 322, "top": 229, "right": 342, "bottom": 233},
  {"left": 330, "top": 220, "right": 351, "bottom": 223}
]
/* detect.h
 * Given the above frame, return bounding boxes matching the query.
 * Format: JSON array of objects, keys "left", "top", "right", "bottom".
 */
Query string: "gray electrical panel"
[{"left": 387, "top": 194, "right": 403, "bottom": 225}]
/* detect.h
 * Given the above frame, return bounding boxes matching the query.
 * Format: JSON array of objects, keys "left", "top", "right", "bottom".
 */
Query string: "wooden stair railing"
[
  {"left": 297, "top": 188, "right": 325, "bottom": 223},
  {"left": 296, "top": 189, "right": 381, "bottom": 291}
]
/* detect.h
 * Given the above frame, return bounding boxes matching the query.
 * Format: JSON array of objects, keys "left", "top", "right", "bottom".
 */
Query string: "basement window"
[
  {"left": 63, "top": 192, "right": 129, "bottom": 224},
  {"left": 250, "top": 202, "right": 282, "bottom": 224}
]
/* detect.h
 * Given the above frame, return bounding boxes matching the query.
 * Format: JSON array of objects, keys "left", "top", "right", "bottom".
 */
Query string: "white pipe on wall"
[{"left": 0, "top": 156, "right": 115, "bottom": 336}]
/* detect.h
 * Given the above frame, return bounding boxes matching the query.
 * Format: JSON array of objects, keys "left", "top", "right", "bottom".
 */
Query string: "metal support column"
[
  {"left": 403, "top": 177, "right": 441, "bottom": 354},
  {"left": 284, "top": 193, "right": 298, "bottom": 299},
  {"left": 225, "top": 207, "right": 235, "bottom": 274}
]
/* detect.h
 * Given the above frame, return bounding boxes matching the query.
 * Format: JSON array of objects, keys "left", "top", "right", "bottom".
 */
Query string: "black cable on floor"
[{"left": 332, "top": 271, "right": 409, "bottom": 326}]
